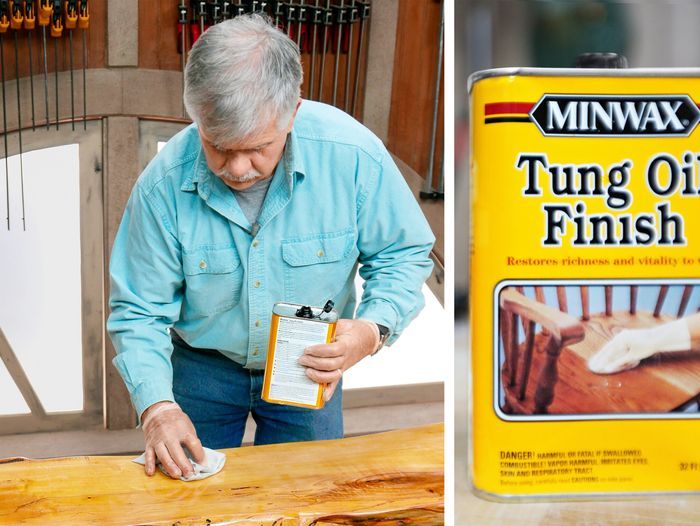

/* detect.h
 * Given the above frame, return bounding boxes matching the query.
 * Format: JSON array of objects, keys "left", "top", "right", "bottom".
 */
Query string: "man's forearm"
[{"left": 108, "top": 184, "right": 184, "bottom": 419}]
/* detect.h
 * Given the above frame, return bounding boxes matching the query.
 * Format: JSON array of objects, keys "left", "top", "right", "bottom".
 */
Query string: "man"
[{"left": 107, "top": 14, "right": 434, "bottom": 480}]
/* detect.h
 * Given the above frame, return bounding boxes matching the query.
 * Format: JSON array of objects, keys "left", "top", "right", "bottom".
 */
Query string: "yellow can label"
[
  {"left": 470, "top": 70, "right": 700, "bottom": 497},
  {"left": 262, "top": 313, "right": 335, "bottom": 409}
]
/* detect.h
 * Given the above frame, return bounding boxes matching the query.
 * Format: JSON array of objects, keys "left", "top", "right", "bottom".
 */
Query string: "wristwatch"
[{"left": 374, "top": 323, "right": 391, "bottom": 355}]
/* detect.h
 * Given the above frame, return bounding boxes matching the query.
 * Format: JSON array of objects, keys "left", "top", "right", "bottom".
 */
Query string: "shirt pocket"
[
  {"left": 281, "top": 228, "right": 359, "bottom": 306},
  {"left": 182, "top": 245, "right": 243, "bottom": 317}
]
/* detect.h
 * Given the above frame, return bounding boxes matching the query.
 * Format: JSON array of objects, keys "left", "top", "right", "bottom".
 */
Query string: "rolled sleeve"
[
  {"left": 107, "top": 185, "right": 184, "bottom": 418},
  {"left": 355, "top": 152, "right": 435, "bottom": 344}
]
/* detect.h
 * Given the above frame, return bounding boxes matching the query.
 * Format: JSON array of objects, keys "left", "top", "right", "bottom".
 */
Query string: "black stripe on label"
[{"left": 484, "top": 116, "right": 531, "bottom": 124}]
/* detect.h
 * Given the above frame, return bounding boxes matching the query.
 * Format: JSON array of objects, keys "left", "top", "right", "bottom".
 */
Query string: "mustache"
[{"left": 216, "top": 168, "right": 262, "bottom": 184}]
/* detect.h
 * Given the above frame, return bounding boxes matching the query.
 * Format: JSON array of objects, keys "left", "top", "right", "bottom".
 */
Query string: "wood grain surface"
[
  {"left": 0, "top": 424, "right": 443, "bottom": 525},
  {"left": 461, "top": 483, "right": 700, "bottom": 526}
]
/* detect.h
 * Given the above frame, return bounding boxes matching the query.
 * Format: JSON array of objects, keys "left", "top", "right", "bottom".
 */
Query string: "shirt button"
[
  {"left": 317, "top": 250, "right": 325, "bottom": 257},
  {"left": 252, "top": 240, "right": 259, "bottom": 248},
  {"left": 254, "top": 280, "right": 261, "bottom": 288},
  {"left": 199, "top": 260, "right": 207, "bottom": 269},
  {"left": 255, "top": 320, "right": 261, "bottom": 327},
  {"left": 253, "top": 347, "right": 259, "bottom": 356}
]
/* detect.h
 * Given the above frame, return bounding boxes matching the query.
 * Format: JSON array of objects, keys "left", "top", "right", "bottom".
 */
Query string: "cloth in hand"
[{"left": 132, "top": 447, "right": 226, "bottom": 481}]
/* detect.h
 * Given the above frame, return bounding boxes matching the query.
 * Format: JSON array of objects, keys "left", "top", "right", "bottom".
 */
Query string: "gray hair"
[{"left": 184, "top": 14, "right": 303, "bottom": 145}]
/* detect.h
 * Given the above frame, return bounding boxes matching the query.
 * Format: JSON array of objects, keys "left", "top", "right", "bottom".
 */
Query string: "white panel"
[
  {"left": 0, "top": 358, "right": 30, "bottom": 415},
  {"left": 343, "top": 278, "right": 447, "bottom": 389},
  {"left": 0, "top": 144, "right": 83, "bottom": 414}
]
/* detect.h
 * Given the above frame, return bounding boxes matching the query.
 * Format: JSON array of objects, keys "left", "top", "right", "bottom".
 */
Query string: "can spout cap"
[
  {"left": 575, "top": 53, "right": 628, "bottom": 69},
  {"left": 295, "top": 305, "right": 314, "bottom": 319}
]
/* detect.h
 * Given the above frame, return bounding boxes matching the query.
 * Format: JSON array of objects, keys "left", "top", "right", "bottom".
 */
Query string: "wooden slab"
[
  {"left": 0, "top": 424, "right": 443, "bottom": 525},
  {"left": 504, "top": 311, "right": 700, "bottom": 414}
]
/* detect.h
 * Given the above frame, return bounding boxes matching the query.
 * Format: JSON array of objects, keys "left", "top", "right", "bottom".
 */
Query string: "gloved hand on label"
[
  {"left": 588, "top": 318, "right": 691, "bottom": 374},
  {"left": 133, "top": 447, "right": 226, "bottom": 481}
]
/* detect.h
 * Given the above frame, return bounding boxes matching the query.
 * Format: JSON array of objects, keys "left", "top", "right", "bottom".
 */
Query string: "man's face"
[{"left": 198, "top": 109, "right": 297, "bottom": 191}]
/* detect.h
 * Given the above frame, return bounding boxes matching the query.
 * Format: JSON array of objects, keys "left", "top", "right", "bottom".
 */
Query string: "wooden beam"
[
  {"left": 0, "top": 328, "right": 45, "bottom": 417},
  {"left": 103, "top": 116, "right": 140, "bottom": 430},
  {"left": 344, "top": 382, "right": 443, "bottom": 408},
  {"left": 107, "top": 0, "right": 138, "bottom": 67}
]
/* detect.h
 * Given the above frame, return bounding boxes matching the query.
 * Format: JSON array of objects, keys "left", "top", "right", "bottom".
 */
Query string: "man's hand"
[
  {"left": 141, "top": 401, "right": 206, "bottom": 479},
  {"left": 299, "top": 318, "right": 380, "bottom": 401}
]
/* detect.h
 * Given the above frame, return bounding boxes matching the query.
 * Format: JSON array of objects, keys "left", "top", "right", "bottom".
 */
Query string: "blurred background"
[{"left": 455, "top": 0, "right": 700, "bottom": 315}]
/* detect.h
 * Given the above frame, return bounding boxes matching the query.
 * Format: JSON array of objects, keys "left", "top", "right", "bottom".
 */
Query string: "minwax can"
[
  {"left": 262, "top": 301, "right": 338, "bottom": 409},
  {"left": 470, "top": 67, "right": 700, "bottom": 498}
]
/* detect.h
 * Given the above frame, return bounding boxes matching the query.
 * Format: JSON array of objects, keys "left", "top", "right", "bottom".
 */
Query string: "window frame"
[{"left": 0, "top": 120, "right": 104, "bottom": 434}]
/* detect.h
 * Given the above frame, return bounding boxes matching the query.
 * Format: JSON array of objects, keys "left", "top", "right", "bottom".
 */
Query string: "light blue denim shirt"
[{"left": 107, "top": 100, "right": 435, "bottom": 417}]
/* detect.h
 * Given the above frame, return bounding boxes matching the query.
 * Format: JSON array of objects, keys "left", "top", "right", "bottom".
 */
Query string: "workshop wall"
[
  {"left": 388, "top": 0, "right": 443, "bottom": 188},
  {"left": 0, "top": 0, "right": 105, "bottom": 80},
  {"left": 0, "top": 0, "right": 445, "bottom": 434},
  {"left": 138, "top": 0, "right": 370, "bottom": 121},
  {"left": 137, "top": 0, "right": 444, "bottom": 184},
  {"left": 0, "top": 1, "right": 442, "bottom": 175}
]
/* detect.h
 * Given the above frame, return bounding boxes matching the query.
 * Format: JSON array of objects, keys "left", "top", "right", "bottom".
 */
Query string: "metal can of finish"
[
  {"left": 470, "top": 67, "right": 700, "bottom": 498},
  {"left": 262, "top": 301, "right": 338, "bottom": 409}
]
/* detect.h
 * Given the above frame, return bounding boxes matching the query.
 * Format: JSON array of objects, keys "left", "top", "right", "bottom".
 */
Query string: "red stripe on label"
[{"left": 485, "top": 102, "right": 534, "bottom": 116}]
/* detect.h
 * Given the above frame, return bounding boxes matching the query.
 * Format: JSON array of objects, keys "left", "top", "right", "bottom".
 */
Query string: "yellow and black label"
[
  {"left": 470, "top": 69, "right": 700, "bottom": 498},
  {"left": 262, "top": 307, "right": 336, "bottom": 410}
]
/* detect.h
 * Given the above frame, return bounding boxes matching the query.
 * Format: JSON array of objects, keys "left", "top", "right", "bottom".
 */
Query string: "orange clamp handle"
[
  {"left": 49, "top": 14, "right": 60, "bottom": 36},
  {"left": 77, "top": 0, "right": 86, "bottom": 28},
  {"left": 9, "top": 1, "right": 23, "bottom": 29},
  {"left": 38, "top": 0, "right": 49, "bottom": 25},
  {"left": 23, "top": 0, "right": 35, "bottom": 29},
  {"left": 63, "top": 1, "right": 75, "bottom": 28}
]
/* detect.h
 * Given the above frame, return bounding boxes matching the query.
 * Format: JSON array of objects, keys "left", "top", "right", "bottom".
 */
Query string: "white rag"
[{"left": 132, "top": 447, "right": 226, "bottom": 481}]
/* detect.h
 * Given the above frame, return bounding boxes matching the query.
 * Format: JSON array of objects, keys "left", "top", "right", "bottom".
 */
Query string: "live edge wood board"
[{"left": 0, "top": 423, "right": 443, "bottom": 525}]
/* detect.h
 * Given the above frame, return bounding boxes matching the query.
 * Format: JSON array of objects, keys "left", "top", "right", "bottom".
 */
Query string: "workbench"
[{"left": 0, "top": 423, "right": 443, "bottom": 525}]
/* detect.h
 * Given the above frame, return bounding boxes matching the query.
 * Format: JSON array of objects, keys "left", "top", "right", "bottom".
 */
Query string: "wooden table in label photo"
[{"left": 499, "top": 284, "right": 700, "bottom": 415}]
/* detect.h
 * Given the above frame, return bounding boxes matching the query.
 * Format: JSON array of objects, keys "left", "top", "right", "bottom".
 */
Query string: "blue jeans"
[{"left": 171, "top": 339, "right": 343, "bottom": 449}]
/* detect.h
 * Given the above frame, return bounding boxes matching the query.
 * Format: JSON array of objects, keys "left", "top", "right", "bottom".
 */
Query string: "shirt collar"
[
  {"left": 284, "top": 126, "right": 306, "bottom": 186},
  {"left": 179, "top": 145, "right": 206, "bottom": 192}
]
